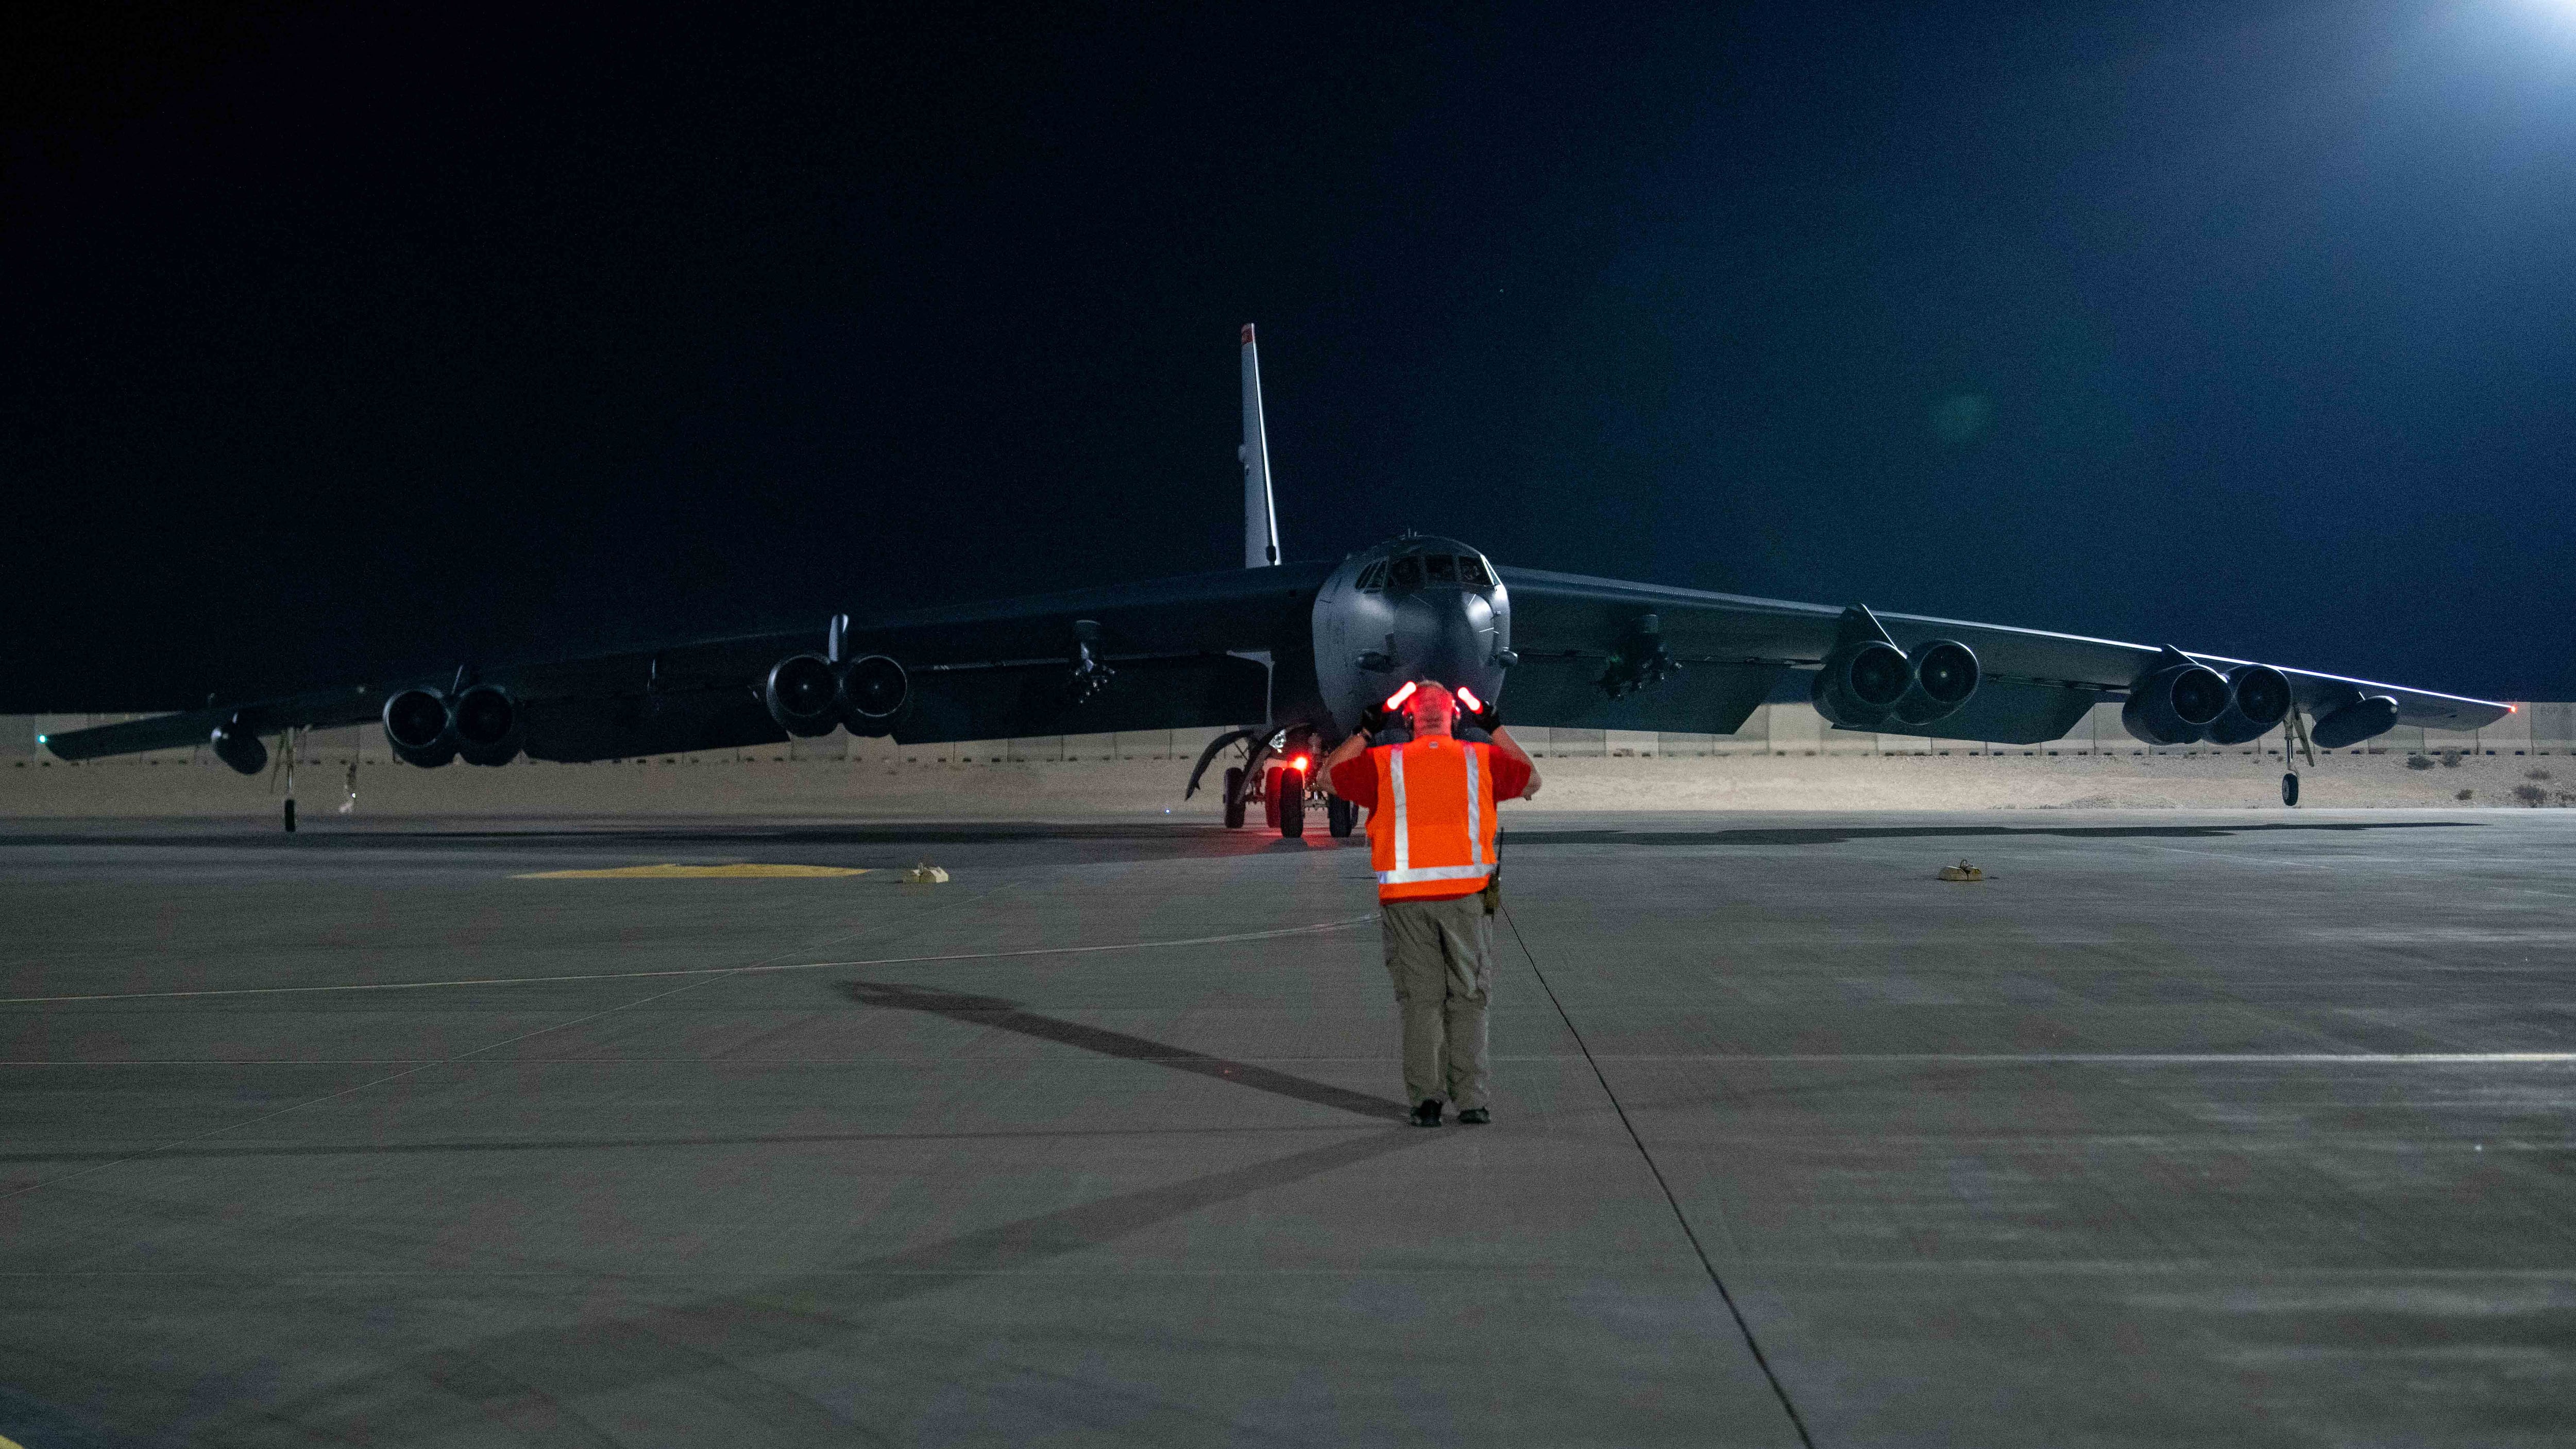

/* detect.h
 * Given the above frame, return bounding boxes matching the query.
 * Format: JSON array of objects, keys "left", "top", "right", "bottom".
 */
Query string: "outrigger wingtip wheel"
[
  {"left": 2281, "top": 772, "right": 2300, "bottom": 807},
  {"left": 283, "top": 798, "right": 297, "bottom": 833}
]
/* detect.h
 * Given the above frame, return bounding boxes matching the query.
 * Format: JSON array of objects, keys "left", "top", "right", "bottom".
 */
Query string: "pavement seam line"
[{"left": 1500, "top": 902, "right": 1820, "bottom": 1449}]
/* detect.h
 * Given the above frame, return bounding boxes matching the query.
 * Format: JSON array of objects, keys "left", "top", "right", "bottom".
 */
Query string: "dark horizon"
[{"left": 9, "top": 3, "right": 2572, "bottom": 711}]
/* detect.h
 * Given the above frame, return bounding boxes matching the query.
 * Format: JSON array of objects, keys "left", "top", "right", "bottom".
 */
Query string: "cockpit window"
[
  {"left": 1355, "top": 561, "right": 1387, "bottom": 591},
  {"left": 1457, "top": 555, "right": 1493, "bottom": 588},
  {"left": 1388, "top": 554, "right": 1423, "bottom": 591},
  {"left": 1423, "top": 553, "right": 1459, "bottom": 585}
]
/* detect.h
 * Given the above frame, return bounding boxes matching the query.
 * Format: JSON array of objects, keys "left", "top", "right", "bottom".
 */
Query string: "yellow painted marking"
[
  {"left": 2, "top": 1433, "right": 22, "bottom": 1449},
  {"left": 513, "top": 863, "right": 870, "bottom": 880}
]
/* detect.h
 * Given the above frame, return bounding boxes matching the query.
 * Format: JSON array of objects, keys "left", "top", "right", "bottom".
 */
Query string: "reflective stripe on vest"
[
  {"left": 1369, "top": 738, "right": 1498, "bottom": 899},
  {"left": 1464, "top": 748, "right": 1481, "bottom": 866},
  {"left": 1389, "top": 750, "right": 1410, "bottom": 873},
  {"left": 1377, "top": 863, "right": 1495, "bottom": 885}
]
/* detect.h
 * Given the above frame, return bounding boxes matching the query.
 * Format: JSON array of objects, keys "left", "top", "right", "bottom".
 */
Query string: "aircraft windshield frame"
[{"left": 1374, "top": 550, "right": 1494, "bottom": 593}]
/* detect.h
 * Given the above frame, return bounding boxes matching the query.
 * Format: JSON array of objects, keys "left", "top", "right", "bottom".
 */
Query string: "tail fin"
[{"left": 1239, "top": 324, "right": 1281, "bottom": 568}]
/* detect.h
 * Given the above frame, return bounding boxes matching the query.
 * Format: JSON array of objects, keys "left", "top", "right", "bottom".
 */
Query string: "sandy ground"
[{"left": 3, "top": 748, "right": 2564, "bottom": 818}]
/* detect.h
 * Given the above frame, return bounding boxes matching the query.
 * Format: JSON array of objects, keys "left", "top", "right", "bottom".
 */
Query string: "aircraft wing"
[
  {"left": 41, "top": 563, "right": 1331, "bottom": 767},
  {"left": 1495, "top": 565, "right": 2512, "bottom": 745}
]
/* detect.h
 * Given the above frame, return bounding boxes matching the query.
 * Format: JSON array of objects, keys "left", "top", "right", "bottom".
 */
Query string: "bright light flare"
[{"left": 1290, "top": 754, "right": 1310, "bottom": 772}]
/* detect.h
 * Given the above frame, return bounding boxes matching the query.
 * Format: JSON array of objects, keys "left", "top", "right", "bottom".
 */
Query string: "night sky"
[{"left": 8, "top": 3, "right": 2573, "bottom": 709}]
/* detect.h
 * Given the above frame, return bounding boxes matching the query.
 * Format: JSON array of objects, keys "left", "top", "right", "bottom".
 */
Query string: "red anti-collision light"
[
  {"left": 1290, "top": 754, "right": 1310, "bottom": 772},
  {"left": 1455, "top": 686, "right": 1483, "bottom": 713},
  {"left": 1384, "top": 680, "right": 1419, "bottom": 711}
]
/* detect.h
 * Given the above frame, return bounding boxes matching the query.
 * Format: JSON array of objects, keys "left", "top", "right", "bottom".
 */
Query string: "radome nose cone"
[{"left": 1392, "top": 593, "right": 1495, "bottom": 685}]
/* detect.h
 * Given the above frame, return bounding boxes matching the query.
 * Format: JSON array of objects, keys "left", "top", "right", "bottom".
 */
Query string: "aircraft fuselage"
[{"left": 1304, "top": 534, "right": 1512, "bottom": 739}]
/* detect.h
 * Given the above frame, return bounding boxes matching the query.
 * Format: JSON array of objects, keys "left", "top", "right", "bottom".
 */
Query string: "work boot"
[
  {"left": 1410, "top": 1099, "right": 1443, "bottom": 1127},
  {"left": 1456, "top": 1108, "right": 1490, "bottom": 1125}
]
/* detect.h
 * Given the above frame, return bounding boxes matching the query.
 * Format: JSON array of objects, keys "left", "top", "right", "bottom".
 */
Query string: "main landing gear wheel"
[
  {"left": 2281, "top": 772, "right": 2300, "bottom": 807},
  {"left": 1278, "top": 769, "right": 1307, "bottom": 838},
  {"left": 1327, "top": 795, "right": 1355, "bottom": 838},
  {"left": 1222, "top": 767, "right": 1246, "bottom": 829}
]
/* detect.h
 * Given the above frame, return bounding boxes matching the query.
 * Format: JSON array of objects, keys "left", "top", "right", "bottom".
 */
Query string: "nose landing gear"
[{"left": 1214, "top": 726, "right": 1324, "bottom": 838}]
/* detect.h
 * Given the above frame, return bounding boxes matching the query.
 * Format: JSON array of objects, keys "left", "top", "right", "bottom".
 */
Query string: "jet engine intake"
[
  {"left": 2206, "top": 664, "right": 2293, "bottom": 746},
  {"left": 2312, "top": 694, "right": 2401, "bottom": 749},
  {"left": 2121, "top": 660, "right": 2230, "bottom": 746},
  {"left": 209, "top": 719, "right": 267, "bottom": 776},
  {"left": 1810, "top": 639, "right": 1911, "bottom": 729},
  {"left": 453, "top": 684, "right": 524, "bottom": 766},
  {"left": 383, "top": 688, "right": 458, "bottom": 768},
  {"left": 764, "top": 654, "right": 842, "bottom": 738},
  {"left": 838, "top": 654, "right": 908, "bottom": 736},
  {"left": 1891, "top": 639, "right": 1980, "bottom": 727},
  {"left": 1812, "top": 637, "right": 1977, "bottom": 728}
]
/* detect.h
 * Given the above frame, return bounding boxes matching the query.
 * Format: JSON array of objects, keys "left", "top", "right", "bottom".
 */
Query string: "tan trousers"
[{"left": 1380, "top": 891, "right": 1495, "bottom": 1110}]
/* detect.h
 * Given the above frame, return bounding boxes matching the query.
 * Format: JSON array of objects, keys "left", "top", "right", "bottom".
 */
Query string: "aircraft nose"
[{"left": 1391, "top": 591, "right": 1495, "bottom": 684}]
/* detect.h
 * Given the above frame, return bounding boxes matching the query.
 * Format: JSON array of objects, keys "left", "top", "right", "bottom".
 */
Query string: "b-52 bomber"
[{"left": 44, "top": 325, "right": 2510, "bottom": 833}]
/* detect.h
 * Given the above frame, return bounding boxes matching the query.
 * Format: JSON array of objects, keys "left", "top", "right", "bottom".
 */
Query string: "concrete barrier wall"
[{"left": 6, "top": 704, "right": 2557, "bottom": 769}]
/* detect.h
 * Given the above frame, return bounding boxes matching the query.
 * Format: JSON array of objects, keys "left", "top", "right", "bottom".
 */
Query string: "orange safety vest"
[{"left": 1366, "top": 736, "right": 1500, "bottom": 902}]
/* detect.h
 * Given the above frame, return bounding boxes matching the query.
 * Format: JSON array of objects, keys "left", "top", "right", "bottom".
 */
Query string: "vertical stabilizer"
[{"left": 1239, "top": 324, "right": 1281, "bottom": 568}]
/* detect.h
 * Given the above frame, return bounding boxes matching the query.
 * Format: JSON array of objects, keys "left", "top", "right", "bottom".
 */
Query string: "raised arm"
[
  {"left": 1490, "top": 726, "right": 1541, "bottom": 801},
  {"left": 1322, "top": 728, "right": 1372, "bottom": 780}
]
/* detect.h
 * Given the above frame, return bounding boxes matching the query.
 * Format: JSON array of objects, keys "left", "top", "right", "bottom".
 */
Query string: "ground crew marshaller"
[{"left": 1323, "top": 681, "right": 1539, "bottom": 1127}]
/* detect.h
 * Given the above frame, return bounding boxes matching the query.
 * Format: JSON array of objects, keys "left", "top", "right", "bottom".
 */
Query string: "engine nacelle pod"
[
  {"left": 1890, "top": 639, "right": 1979, "bottom": 727},
  {"left": 838, "top": 655, "right": 908, "bottom": 737},
  {"left": 765, "top": 654, "right": 842, "bottom": 738},
  {"left": 2207, "top": 665, "right": 2293, "bottom": 746},
  {"left": 2122, "top": 661, "right": 2230, "bottom": 745},
  {"left": 209, "top": 720, "right": 268, "bottom": 776},
  {"left": 453, "top": 684, "right": 524, "bottom": 766},
  {"left": 1811, "top": 639, "right": 1911, "bottom": 729},
  {"left": 382, "top": 688, "right": 458, "bottom": 768},
  {"left": 2312, "top": 694, "right": 2401, "bottom": 749}
]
